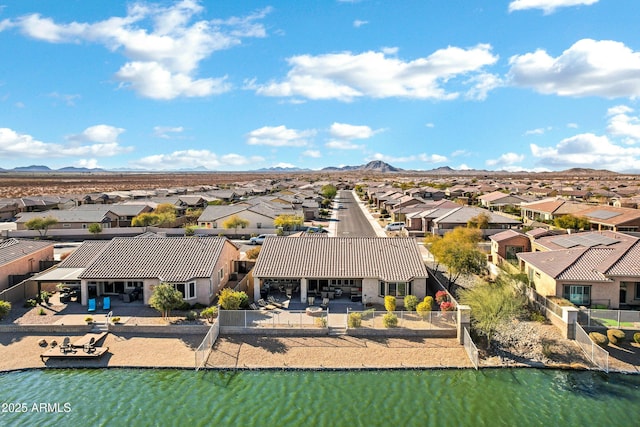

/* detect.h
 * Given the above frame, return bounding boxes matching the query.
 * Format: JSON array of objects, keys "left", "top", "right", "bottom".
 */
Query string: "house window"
[
  {"left": 563, "top": 285, "right": 591, "bottom": 305},
  {"left": 63, "top": 223, "right": 71, "bottom": 228},
  {"left": 379, "top": 281, "right": 411, "bottom": 298},
  {"left": 257, "top": 222, "right": 262, "bottom": 229},
  {"left": 212, "top": 222, "right": 217, "bottom": 228},
  {"left": 219, "top": 267, "right": 224, "bottom": 280},
  {"left": 505, "top": 245, "right": 524, "bottom": 260},
  {"left": 175, "top": 282, "right": 196, "bottom": 300},
  {"left": 633, "top": 282, "right": 640, "bottom": 300}
]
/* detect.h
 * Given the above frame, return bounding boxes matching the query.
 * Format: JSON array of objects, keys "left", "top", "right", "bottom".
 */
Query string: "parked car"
[
  {"left": 385, "top": 222, "right": 405, "bottom": 231},
  {"left": 249, "top": 234, "right": 276, "bottom": 244}
]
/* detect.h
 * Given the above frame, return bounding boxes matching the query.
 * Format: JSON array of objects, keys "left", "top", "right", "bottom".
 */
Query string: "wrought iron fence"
[
  {"left": 219, "top": 309, "right": 328, "bottom": 329},
  {"left": 346, "top": 309, "right": 457, "bottom": 330},
  {"left": 463, "top": 327, "right": 479, "bottom": 370},
  {"left": 574, "top": 323, "right": 609, "bottom": 373},
  {"left": 195, "top": 316, "right": 220, "bottom": 371}
]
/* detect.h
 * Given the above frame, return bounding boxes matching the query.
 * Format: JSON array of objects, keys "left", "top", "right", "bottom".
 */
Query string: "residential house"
[
  {"left": 578, "top": 206, "right": 640, "bottom": 233},
  {"left": 15, "top": 209, "right": 120, "bottom": 231},
  {"left": 520, "top": 198, "right": 584, "bottom": 223},
  {"left": 478, "top": 191, "right": 530, "bottom": 212},
  {"left": 0, "top": 238, "right": 54, "bottom": 291},
  {"left": 76, "top": 236, "right": 239, "bottom": 306},
  {"left": 71, "top": 204, "right": 154, "bottom": 227},
  {"left": 431, "top": 207, "right": 522, "bottom": 236},
  {"left": 252, "top": 236, "right": 428, "bottom": 307},
  {"left": 517, "top": 230, "right": 640, "bottom": 309},
  {"left": 489, "top": 229, "right": 531, "bottom": 268},
  {"left": 0, "top": 201, "right": 19, "bottom": 221}
]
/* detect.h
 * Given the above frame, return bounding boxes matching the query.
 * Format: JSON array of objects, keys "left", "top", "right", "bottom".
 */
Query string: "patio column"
[
  {"left": 81, "top": 281, "right": 88, "bottom": 306},
  {"left": 300, "top": 278, "right": 308, "bottom": 303},
  {"left": 253, "top": 277, "right": 261, "bottom": 301},
  {"left": 457, "top": 304, "right": 471, "bottom": 345}
]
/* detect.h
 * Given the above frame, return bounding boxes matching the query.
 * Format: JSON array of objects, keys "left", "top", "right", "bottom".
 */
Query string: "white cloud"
[
  {"left": 254, "top": 44, "right": 498, "bottom": 101},
  {"left": 531, "top": 133, "right": 640, "bottom": 171},
  {"left": 451, "top": 149, "right": 469, "bottom": 157},
  {"left": 567, "top": 123, "right": 579, "bottom": 129},
  {"left": 524, "top": 127, "right": 551, "bottom": 135},
  {"left": 425, "top": 123, "right": 435, "bottom": 128},
  {"left": 74, "top": 159, "right": 101, "bottom": 169},
  {"left": 369, "top": 152, "right": 447, "bottom": 164},
  {"left": 10, "top": 1, "right": 271, "bottom": 99},
  {"left": 246, "top": 125, "right": 315, "bottom": 147},
  {"left": 48, "top": 92, "right": 81, "bottom": 106},
  {"left": 326, "top": 140, "right": 363, "bottom": 150},
  {"left": 329, "top": 122, "right": 381, "bottom": 140},
  {"left": 130, "top": 149, "right": 264, "bottom": 170},
  {"left": 153, "top": 126, "right": 185, "bottom": 139},
  {"left": 272, "top": 162, "right": 296, "bottom": 169},
  {"left": 606, "top": 106, "right": 640, "bottom": 142},
  {"left": 486, "top": 152, "right": 525, "bottom": 167},
  {"left": 0, "top": 126, "right": 132, "bottom": 158},
  {"left": 509, "top": 0, "right": 598, "bottom": 14},
  {"left": 508, "top": 39, "right": 640, "bottom": 98},
  {"left": 465, "top": 73, "right": 502, "bottom": 101},
  {"left": 302, "top": 150, "right": 321, "bottom": 158},
  {"left": 67, "top": 124, "right": 124, "bottom": 144},
  {"left": 353, "top": 20, "right": 368, "bottom": 28}
]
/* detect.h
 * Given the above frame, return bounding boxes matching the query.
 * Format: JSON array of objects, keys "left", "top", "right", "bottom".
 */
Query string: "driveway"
[{"left": 335, "top": 190, "right": 379, "bottom": 237}]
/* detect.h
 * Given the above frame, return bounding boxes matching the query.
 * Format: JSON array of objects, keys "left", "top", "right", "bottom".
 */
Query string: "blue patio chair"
[
  {"left": 103, "top": 296, "right": 111, "bottom": 311},
  {"left": 88, "top": 298, "right": 96, "bottom": 312}
]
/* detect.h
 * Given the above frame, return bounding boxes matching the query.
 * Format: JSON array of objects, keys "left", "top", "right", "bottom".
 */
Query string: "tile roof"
[
  {"left": 57, "top": 241, "right": 110, "bottom": 268},
  {"left": 0, "top": 238, "right": 53, "bottom": 265},
  {"left": 489, "top": 229, "right": 528, "bottom": 243},
  {"left": 79, "top": 237, "right": 234, "bottom": 281},
  {"left": 253, "top": 236, "right": 428, "bottom": 282}
]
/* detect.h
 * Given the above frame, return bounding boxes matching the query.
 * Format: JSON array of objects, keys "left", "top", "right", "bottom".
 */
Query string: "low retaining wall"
[
  {"left": 347, "top": 328, "right": 456, "bottom": 338},
  {"left": 0, "top": 324, "right": 210, "bottom": 335},
  {"left": 0, "top": 325, "right": 91, "bottom": 334}
]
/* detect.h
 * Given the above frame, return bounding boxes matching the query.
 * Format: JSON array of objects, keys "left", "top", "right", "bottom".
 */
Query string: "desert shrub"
[
  {"left": 85, "top": 316, "right": 94, "bottom": 323},
  {"left": 416, "top": 296, "right": 434, "bottom": 318},
  {"left": 529, "top": 310, "right": 547, "bottom": 323},
  {"left": 186, "top": 310, "right": 199, "bottom": 321},
  {"left": 589, "top": 332, "right": 609, "bottom": 347},
  {"left": 217, "top": 288, "right": 248, "bottom": 310},
  {"left": 38, "top": 308, "right": 46, "bottom": 316},
  {"left": 348, "top": 312, "right": 362, "bottom": 328},
  {"left": 24, "top": 299, "right": 37, "bottom": 308},
  {"left": 634, "top": 332, "right": 640, "bottom": 344},
  {"left": 200, "top": 306, "right": 218, "bottom": 322},
  {"left": 384, "top": 295, "right": 396, "bottom": 312},
  {"left": 111, "top": 317, "right": 121, "bottom": 324},
  {"left": 0, "top": 300, "right": 11, "bottom": 319},
  {"left": 440, "top": 301, "right": 456, "bottom": 312},
  {"left": 245, "top": 247, "right": 261, "bottom": 260},
  {"left": 607, "top": 329, "right": 625, "bottom": 344},
  {"left": 404, "top": 295, "right": 418, "bottom": 311},
  {"left": 315, "top": 316, "right": 328, "bottom": 327},
  {"left": 435, "top": 290, "right": 449, "bottom": 304},
  {"left": 177, "top": 301, "right": 192, "bottom": 311},
  {"left": 382, "top": 312, "right": 398, "bottom": 328}
]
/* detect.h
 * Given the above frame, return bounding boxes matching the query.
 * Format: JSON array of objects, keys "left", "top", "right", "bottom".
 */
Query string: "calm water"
[{"left": 1, "top": 368, "right": 639, "bottom": 426}]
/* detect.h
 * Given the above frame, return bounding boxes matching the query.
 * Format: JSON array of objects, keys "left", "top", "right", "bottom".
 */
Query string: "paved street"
[{"left": 335, "top": 190, "right": 379, "bottom": 237}]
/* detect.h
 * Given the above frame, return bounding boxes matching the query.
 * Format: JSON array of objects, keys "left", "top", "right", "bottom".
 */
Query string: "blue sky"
[{"left": 1, "top": 0, "right": 640, "bottom": 172}]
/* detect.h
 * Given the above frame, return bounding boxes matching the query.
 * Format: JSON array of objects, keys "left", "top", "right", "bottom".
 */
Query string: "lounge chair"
[
  {"left": 267, "top": 296, "right": 284, "bottom": 308},
  {"left": 249, "top": 303, "right": 261, "bottom": 310},
  {"left": 103, "top": 296, "right": 111, "bottom": 311},
  {"left": 83, "top": 337, "right": 96, "bottom": 354},
  {"left": 59, "top": 336, "right": 74, "bottom": 353},
  {"left": 88, "top": 298, "right": 96, "bottom": 312},
  {"left": 257, "top": 299, "right": 276, "bottom": 310}
]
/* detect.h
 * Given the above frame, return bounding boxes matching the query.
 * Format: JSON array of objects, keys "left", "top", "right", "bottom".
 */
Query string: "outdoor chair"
[
  {"left": 321, "top": 298, "right": 330, "bottom": 308},
  {"left": 88, "top": 298, "right": 96, "bottom": 312},
  {"left": 103, "top": 296, "right": 111, "bottom": 311},
  {"left": 257, "top": 299, "right": 276, "bottom": 310},
  {"left": 268, "top": 296, "right": 284, "bottom": 308},
  {"left": 59, "top": 336, "right": 74, "bottom": 353},
  {"left": 249, "top": 303, "right": 262, "bottom": 310},
  {"left": 83, "top": 337, "right": 96, "bottom": 354}
]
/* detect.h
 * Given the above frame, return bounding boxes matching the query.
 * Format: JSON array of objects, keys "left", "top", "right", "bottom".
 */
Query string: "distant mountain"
[
  {"left": 322, "top": 160, "right": 402, "bottom": 173},
  {"left": 58, "top": 166, "right": 106, "bottom": 173},
  {"left": 256, "top": 166, "right": 311, "bottom": 172},
  {"left": 13, "top": 165, "right": 52, "bottom": 172}
]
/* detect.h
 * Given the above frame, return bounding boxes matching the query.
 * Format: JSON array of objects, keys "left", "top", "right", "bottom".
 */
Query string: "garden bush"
[
  {"left": 24, "top": 299, "right": 37, "bottom": 308},
  {"left": 382, "top": 312, "right": 398, "bottom": 328},
  {"left": 589, "top": 332, "right": 609, "bottom": 347},
  {"left": 200, "top": 306, "right": 218, "bottom": 322},
  {"left": 634, "top": 332, "right": 640, "bottom": 344},
  {"left": 607, "top": 329, "right": 625, "bottom": 344},
  {"left": 0, "top": 300, "right": 11, "bottom": 319},
  {"left": 348, "top": 312, "right": 362, "bottom": 328},
  {"left": 404, "top": 295, "right": 418, "bottom": 311},
  {"left": 186, "top": 310, "right": 199, "bottom": 321},
  {"left": 384, "top": 295, "right": 396, "bottom": 312},
  {"left": 38, "top": 308, "right": 46, "bottom": 316},
  {"left": 416, "top": 296, "right": 434, "bottom": 318},
  {"left": 435, "top": 290, "right": 449, "bottom": 304},
  {"left": 217, "top": 288, "right": 248, "bottom": 310}
]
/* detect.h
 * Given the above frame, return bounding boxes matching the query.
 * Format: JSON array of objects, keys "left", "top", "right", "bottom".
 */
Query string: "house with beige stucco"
[
  {"left": 517, "top": 230, "right": 640, "bottom": 309},
  {"left": 251, "top": 236, "right": 428, "bottom": 308},
  {"left": 0, "top": 238, "right": 54, "bottom": 292}
]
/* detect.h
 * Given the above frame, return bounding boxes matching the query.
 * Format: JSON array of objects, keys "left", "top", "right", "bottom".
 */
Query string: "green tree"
[
  {"left": 131, "top": 212, "right": 163, "bottom": 230},
  {"left": 217, "top": 288, "right": 248, "bottom": 310},
  {"left": 467, "top": 212, "right": 490, "bottom": 229},
  {"left": 430, "top": 227, "right": 485, "bottom": 289},
  {"left": 554, "top": 214, "right": 590, "bottom": 231},
  {"left": 0, "top": 300, "right": 11, "bottom": 319},
  {"left": 458, "top": 276, "right": 527, "bottom": 347},
  {"left": 88, "top": 223, "right": 102, "bottom": 236},
  {"left": 274, "top": 214, "right": 303, "bottom": 232},
  {"left": 25, "top": 216, "right": 58, "bottom": 238},
  {"left": 222, "top": 214, "right": 249, "bottom": 235},
  {"left": 320, "top": 184, "right": 337, "bottom": 200},
  {"left": 245, "top": 246, "right": 261, "bottom": 260},
  {"left": 149, "top": 282, "right": 184, "bottom": 318}
]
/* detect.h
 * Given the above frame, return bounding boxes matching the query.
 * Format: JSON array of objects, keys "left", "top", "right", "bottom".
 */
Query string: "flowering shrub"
[
  {"left": 440, "top": 301, "right": 455, "bottom": 312},
  {"left": 435, "top": 290, "right": 449, "bottom": 304}
]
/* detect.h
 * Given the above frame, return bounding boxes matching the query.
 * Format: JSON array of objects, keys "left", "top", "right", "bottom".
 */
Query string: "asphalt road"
[{"left": 335, "top": 190, "right": 378, "bottom": 237}]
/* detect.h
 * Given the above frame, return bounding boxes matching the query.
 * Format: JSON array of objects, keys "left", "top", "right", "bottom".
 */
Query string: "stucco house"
[
  {"left": 489, "top": 229, "right": 531, "bottom": 268},
  {"left": 15, "top": 209, "right": 120, "bottom": 230},
  {"left": 252, "top": 236, "right": 428, "bottom": 307},
  {"left": 517, "top": 231, "right": 640, "bottom": 309},
  {"left": 431, "top": 207, "right": 521, "bottom": 236},
  {"left": 0, "top": 238, "right": 54, "bottom": 291}
]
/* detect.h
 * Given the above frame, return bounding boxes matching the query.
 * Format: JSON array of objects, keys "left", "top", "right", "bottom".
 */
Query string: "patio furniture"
[
  {"left": 306, "top": 306, "right": 322, "bottom": 316},
  {"left": 83, "top": 337, "right": 96, "bottom": 354},
  {"left": 59, "top": 337, "right": 74, "bottom": 354},
  {"left": 321, "top": 297, "right": 329, "bottom": 308},
  {"left": 249, "top": 303, "right": 261, "bottom": 310},
  {"left": 257, "top": 299, "right": 276, "bottom": 310},
  {"left": 307, "top": 296, "right": 315, "bottom": 306},
  {"left": 103, "top": 296, "right": 111, "bottom": 311},
  {"left": 87, "top": 298, "right": 96, "bottom": 312},
  {"left": 268, "top": 296, "right": 284, "bottom": 308}
]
